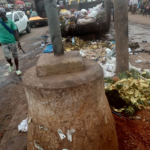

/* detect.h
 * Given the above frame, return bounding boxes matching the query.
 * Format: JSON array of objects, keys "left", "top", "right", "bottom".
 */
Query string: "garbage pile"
[
  {"left": 59, "top": 3, "right": 105, "bottom": 32},
  {"left": 105, "top": 69, "right": 150, "bottom": 116},
  {"left": 63, "top": 36, "right": 150, "bottom": 116},
  {"left": 62, "top": 36, "right": 115, "bottom": 61}
]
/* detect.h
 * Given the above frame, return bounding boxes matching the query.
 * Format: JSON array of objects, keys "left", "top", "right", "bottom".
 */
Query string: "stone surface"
[
  {"left": 36, "top": 51, "right": 85, "bottom": 77},
  {"left": 23, "top": 59, "right": 119, "bottom": 150}
]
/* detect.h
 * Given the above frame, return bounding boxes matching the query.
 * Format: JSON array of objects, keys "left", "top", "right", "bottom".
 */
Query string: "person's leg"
[
  {"left": 2, "top": 44, "right": 13, "bottom": 72},
  {"left": 6, "top": 59, "right": 13, "bottom": 66},
  {"left": 14, "top": 58, "right": 19, "bottom": 71},
  {"left": 9, "top": 44, "right": 18, "bottom": 70}
]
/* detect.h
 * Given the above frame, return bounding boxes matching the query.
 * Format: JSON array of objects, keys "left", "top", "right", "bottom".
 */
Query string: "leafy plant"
[
  {"left": 125, "top": 106, "right": 136, "bottom": 116},
  {"left": 104, "top": 77, "right": 114, "bottom": 84}
]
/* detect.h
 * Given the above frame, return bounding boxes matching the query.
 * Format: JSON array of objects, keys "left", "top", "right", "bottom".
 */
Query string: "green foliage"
[
  {"left": 115, "top": 83, "right": 123, "bottom": 90},
  {"left": 125, "top": 106, "right": 136, "bottom": 116},
  {"left": 104, "top": 77, "right": 114, "bottom": 84},
  {"left": 142, "top": 72, "right": 150, "bottom": 79},
  {"left": 137, "top": 99, "right": 146, "bottom": 106},
  {"left": 147, "top": 100, "right": 150, "bottom": 106},
  {"left": 118, "top": 68, "right": 145, "bottom": 80}
]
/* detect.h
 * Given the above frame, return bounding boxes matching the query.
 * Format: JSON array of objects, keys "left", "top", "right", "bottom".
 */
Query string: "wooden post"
[
  {"left": 44, "top": 0, "right": 64, "bottom": 56},
  {"left": 114, "top": 0, "right": 129, "bottom": 73}
]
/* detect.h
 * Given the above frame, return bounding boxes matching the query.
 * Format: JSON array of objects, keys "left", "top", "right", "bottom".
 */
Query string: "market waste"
[
  {"left": 62, "top": 36, "right": 150, "bottom": 116},
  {"left": 105, "top": 69, "right": 150, "bottom": 116}
]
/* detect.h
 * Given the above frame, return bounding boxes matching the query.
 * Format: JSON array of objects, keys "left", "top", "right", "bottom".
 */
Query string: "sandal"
[
  {"left": 8, "top": 65, "right": 13, "bottom": 72},
  {"left": 16, "top": 70, "right": 22, "bottom": 75}
]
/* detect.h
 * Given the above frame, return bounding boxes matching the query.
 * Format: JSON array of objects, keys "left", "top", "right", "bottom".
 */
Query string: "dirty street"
[{"left": 0, "top": 0, "right": 150, "bottom": 150}]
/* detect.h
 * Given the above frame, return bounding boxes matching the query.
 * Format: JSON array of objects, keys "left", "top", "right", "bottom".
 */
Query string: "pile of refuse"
[
  {"left": 59, "top": 3, "right": 105, "bottom": 32},
  {"left": 105, "top": 69, "right": 150, "bottom": 116},
  {"left": 63, "top": 37, "right": 150, "bottom": 116},
  {"left": 63, "top": 37, "right": 115, "bottom": 56}
]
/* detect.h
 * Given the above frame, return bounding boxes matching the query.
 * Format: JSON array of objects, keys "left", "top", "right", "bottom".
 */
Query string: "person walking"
[
  {"left": 30, "top": 8, "right": 33, "bottom": 14},
  {"left": 0, "top": 8, "right": 22, "bottom": 75},
  {"left": 143, "top": 2, "right": 148, "bottom": 16},
  {"left": 26, "top": 9, "right": 30, "bottom": 19}
]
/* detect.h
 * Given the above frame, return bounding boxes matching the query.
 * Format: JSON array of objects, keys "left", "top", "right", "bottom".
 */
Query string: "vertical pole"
[
  {"left": 44, "top": 0, "right": 64, "bottom": 56},
  {"left": 114, "top": 0, "right": 129, "bottom": 73},
  {"left": 105, "top": 0, "right": 111, "bottom": 31}
]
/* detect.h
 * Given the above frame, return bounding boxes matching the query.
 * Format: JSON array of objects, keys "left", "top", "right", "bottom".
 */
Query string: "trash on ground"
[
  {"left": 58, "top": 129, "right": 66, "bottom": 140},
  {"left": 105, "top": 69, "right": 150, "bottom": 116},
  {"left": 135, "top": 59, "right": 143, "bottom": 63},
  {"left": 129, "top": 116, "right": 141, "bottom": 120},
  {"left": 18, "top": 118, "right": 28, "bottom": 132},
  {"left": 129, "top": 42, "right": 140, "bottom": 49},
  {"left": 43, "top": 44, "right": 53, "bottom": 53}
]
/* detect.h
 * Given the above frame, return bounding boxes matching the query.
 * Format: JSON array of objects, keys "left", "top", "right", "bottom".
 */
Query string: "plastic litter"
[
  {"left": 72, "top": 37, "right": 75, "bottom": 44},
  {"left": 34, "top": 140, "right": 44, "bottom": 150},
  {"left": 81, "top": 9, "right": 88, "bottom": 15},
  {"left": 67, "top": 129, "right": 75, "bottom": 142},
  {"left": 79, "top": 50, "right": 86, "bottom": 57},
  {"left": 77, "top": 18, "right": 96, "bottom": 25},
  {"left": 18, "top": 118, "right": 28, "bottom": 132},
  {"left": 129, "top": 116, "right": 141, "bottom": 120},
  {"left": 128, "top": 48, "right": 131, "bottom": 53},
  {"left": 58, "top": 129, "right": 66, "bottom": 140},
  {"left": 43, "top": 44, "right": 53, "bottom": 53},
  {"left": 135, "top": 59, "right": 142, "bottom": 63}
]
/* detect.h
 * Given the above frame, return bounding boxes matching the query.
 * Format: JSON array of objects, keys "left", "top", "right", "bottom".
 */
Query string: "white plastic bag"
[
  {"left": 60, "top": 10, "right": 71, "bottom": 16},
  {"left": 100, "top": 57, "right": 116, "bottom": 78},
  {"left": 18, "top": 118, "right": 28, "bottom": 132},
  {"left": 79, "top": 50, "right": 86, "bottom": 57},
  {"left": 81, "top": 9, "right": 88, "bottom": 14},
  {"left": 88, "top": 11, "right": 98, "bottom": 17},
  {"left": 77, "top": 18, "right": 96, "bottom": 25}
]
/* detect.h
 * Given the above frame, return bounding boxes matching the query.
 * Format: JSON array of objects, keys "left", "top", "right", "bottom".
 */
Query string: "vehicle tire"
[{"left": 26, "top": 23, "right": 31, "bottom": 33}]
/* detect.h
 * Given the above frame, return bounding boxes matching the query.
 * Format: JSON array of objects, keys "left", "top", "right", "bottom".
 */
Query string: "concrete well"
[{"left": 23, "top": 52, "right": 119, "bottom": 150}]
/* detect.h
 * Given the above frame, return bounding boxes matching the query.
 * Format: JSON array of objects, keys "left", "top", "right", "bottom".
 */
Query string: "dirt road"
[
  {"left": 0, "top": 26, "right": 49, "bottom": 61},
  {"left": 129, "top": 13, "right": 150, "bottom": 26}
]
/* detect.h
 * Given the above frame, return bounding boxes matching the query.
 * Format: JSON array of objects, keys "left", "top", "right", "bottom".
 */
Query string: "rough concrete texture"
[
  {"left": 23, "top": 59, "right": 119, "bottom": 150},
  {"left": 36, "top": 51, "right": 85, "bottom": 77}
]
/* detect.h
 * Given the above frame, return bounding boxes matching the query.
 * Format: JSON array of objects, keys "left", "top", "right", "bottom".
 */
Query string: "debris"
[
  {"left": 43, "top": 44, "right": 53, "bottom": 53},
  {"left": 79, "top": 50, "right": 86, "bottom": 57},
  {"left": 112, "top": 110, "right": 126, "bottom": 119},
  {"left": 129, "top": 42, "right": 139, "bottom": 49},
  {"left": 129, "top": 116, "right": 141, "bottom": 120},
  {"left": 59, "top": 3, "right": 105, "bottom": 35},
  {"left": 135, "top": 59, "right": 142, "bottom": 63},
  {"left": 34, "top": 140, "right": 44, "bottom": 150},
  {"left": 67, "top": 129, "right": 75, "bottom": 142},
  {"left": 18, "top": 118, "right": 28, "bottom": 132},
  {"left": 128, "top": 48, "right": 132, "bottom": 53},
  {"left": 142, "top": 41, "right": 147, "bottom": 43},
  {"left": 39, "top": 126, "right": 48, "bottom": 131},
  {"left": 28, "top": 117, "right": 32, "bottom": 123},
  {"left": 58, "top": 129, "right": 66, "bottom": 140},
  {"left": 111, "top": 76, "right": 120, "bottom": 83},
  {"left": 105, "top": 69, "right": 150, "bottom": 116}
]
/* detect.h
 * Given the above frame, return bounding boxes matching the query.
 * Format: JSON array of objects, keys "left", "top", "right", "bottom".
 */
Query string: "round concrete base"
[{"left": 23, "top": 59, "right": 119, "bottom": 150}]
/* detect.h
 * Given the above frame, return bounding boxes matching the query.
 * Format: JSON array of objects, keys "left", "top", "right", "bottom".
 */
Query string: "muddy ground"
[{"left": 0, "top": 19, "right": 150, "bottom": 149}]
